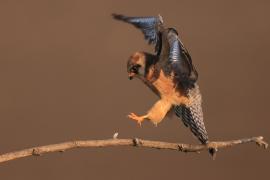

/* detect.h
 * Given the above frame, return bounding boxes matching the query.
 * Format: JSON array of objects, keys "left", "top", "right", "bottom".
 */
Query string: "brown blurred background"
[{"left": 0, "top": 0, "right": 269, "bottom": 179}]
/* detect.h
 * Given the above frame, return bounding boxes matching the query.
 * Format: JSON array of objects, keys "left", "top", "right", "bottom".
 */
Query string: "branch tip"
[{"left": 255, "top": 137, "right": 268, "bottom": 149}]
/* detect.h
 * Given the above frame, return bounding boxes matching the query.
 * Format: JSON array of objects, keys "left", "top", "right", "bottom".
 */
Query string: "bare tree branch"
[{"left": 0, "top": 136, "right": 267, "bottom": 163}]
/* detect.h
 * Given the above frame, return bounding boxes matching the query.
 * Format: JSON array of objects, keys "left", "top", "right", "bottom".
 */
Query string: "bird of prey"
[{"left": 112, "top": 14, "right": 209, "bottom": 145}]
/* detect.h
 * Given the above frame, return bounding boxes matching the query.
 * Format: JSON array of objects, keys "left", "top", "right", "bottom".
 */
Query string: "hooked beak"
[{"left": 128, "top": 72, "right": 136, "bottom": 80}]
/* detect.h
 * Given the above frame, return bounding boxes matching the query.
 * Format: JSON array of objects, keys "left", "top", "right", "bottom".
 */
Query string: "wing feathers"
[
  {"left": 112, "top": 13, "right": 163, "bottom": 51},
  {"left": 166, "top": 29, "right": 198, "bottom": 90}
]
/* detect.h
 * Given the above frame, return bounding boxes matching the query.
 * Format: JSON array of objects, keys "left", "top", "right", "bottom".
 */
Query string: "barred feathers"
[{"left": 175, "top": 84, "right": 209, "bottom": 144}]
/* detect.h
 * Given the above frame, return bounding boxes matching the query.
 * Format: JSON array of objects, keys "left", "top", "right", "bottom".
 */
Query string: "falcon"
[{"left": 113, "top": 14, "right": 209, "bottom": 145}]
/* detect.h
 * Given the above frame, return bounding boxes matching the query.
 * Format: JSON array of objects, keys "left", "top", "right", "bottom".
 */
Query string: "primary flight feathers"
[{"left": 112, "top": 13, "right": 163, "bottom": 46}]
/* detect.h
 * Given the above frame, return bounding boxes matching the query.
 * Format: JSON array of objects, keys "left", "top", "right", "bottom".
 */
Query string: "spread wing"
[
  {"left": 174, "top": 85, "right": 208, "bottom": 144},
  {"left": 166, "top": 29, "right": 198, "bottom": 90},
  {"left": 112, "top": 13, "right": 164, "bottom": 52},
  {"left": 113, "top": 14, "right": 198, "bottom": 90}
]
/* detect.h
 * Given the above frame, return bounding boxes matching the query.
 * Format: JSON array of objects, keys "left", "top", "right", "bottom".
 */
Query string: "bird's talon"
[{"left": 127, "top": 112, "right": 145, "bottom": 126}]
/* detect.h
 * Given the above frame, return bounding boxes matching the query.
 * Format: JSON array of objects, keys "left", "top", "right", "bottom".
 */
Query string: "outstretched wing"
[
  {"left": 166, "top": 29, "right": 198, "bottom": 90},
  {"left": 112, "top": 13, "right": 164, "bottom": 52},
  {"left": 174, "top": 85, "right": 208, "bottom": 144},
  {"left": 113, "top": 14, "right": 198, "bottom": 89}
]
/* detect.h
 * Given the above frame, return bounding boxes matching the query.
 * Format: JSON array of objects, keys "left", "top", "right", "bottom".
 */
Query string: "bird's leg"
[
  {"left": 146, "top": 99, "right": 172, "bottom": 126},
  {"left": 128, "top": 99, "right": 172, "bottom": 127}
]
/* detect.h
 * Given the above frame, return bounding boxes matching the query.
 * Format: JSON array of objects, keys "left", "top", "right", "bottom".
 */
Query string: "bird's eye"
[{"left": 131, "top": 66, "right": 138, "bottom": 72}]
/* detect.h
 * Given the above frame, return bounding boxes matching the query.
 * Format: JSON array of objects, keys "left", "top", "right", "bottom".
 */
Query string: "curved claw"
[{"left": 127, "top": 113, "right": 145, "bottom": 127}]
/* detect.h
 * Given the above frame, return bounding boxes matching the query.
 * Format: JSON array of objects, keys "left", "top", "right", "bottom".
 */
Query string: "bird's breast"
[{"left": 148, "top": 70, "right": 189, "bottom": 105}]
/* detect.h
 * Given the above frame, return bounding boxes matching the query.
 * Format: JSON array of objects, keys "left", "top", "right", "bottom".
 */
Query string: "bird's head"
[{"left": 127, "top": 52, "right": 146, "bottom": 80}]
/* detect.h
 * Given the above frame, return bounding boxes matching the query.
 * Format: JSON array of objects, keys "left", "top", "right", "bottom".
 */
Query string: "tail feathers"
[
  {"left": 174, "top": 84, "right": 213, "bottom": 157},
  {"left": 175, "top": 105, "right": 209, "bottom": 144}
]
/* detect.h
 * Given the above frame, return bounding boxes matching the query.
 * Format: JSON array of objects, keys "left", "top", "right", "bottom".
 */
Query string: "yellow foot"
[{"left": 127, "top": 113, "right": 145, "bottom": 127}]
